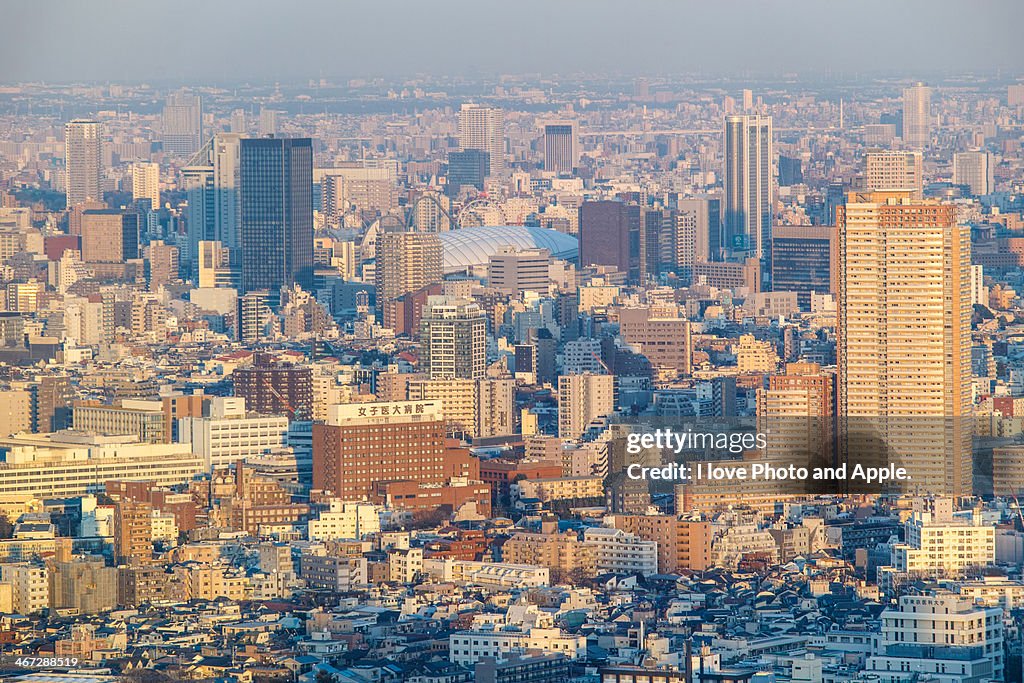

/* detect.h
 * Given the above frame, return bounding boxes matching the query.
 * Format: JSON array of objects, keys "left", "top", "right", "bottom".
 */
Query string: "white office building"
[
  {"left": 583, "top": 527, "right": 658, "bottom": 576},
  {"left": 179, "top": 397, "right": 289, "bottom": 469}
]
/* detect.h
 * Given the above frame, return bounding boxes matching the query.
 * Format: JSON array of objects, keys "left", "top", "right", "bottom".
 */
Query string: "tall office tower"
[
  {"left": 212, "top": 134, "right": 242, "bottom": 249},
  {"left": 769, "top": 225, "right": 837, "bottom": 310},
  {"left": 446, "top": 149, "right": 490, "bottom": 196},
  {"left": 638, "top": 207, "right": 677, "bottom": 281},
  {"left": 953, "top": 151, "right": 993, "bottom": 196},
  {"left": 374, "top": 231, "right": 443, "bottom": 320},
  {"left": 672, "top": 211, "right": 696, "bottom": 280},
  {"left": 131, "top": 162, "right": 160, "bottom": 208},
  {"left": 183, "top": 133, "right": 243, "bottom": 273},
  {"left": 182, "top": 149, "right": 215, "bottom": 274},
  {"left": 723, "top": 115, "right": 773, "bottom": 263},
  {"left": 80, "top": 210, "right": 139, "bottom": 263},
  {"left": 458, "top": 104, "right": 504, "bottom": 176},
  {"left": 838, "top": 191, "right": 972, "bottom": 496},
  {"left": 238, "top": 137, "right": 314, "bottom": 296},
  {"left": 543, "top": 120, "right": 579, "bottom": 174},
  {"left": 419, "top": 297, "right": 487, "bottom": 380},
  {"left": 777, "top": 155, "right": 803, "bottom": 186},
  {"left": 902, "top": 82, "right": 931, "bottom": 149},
  {"left": 259, "top": 107, "right": 278, "bottom": 136},
  {"left": 558, "top": 373, "right": 615, "bottom": 439},
  {"left": 64, "top": 119, "right": 103, "bottom": 208},
  {"left": 863, "top": 151, "right": 923, "bottom": 198},
  {"left": 678, "top": 196, "right": 722, "bottom": 262},
  {"left": 634, "top": 77, "right": 650, "bottom": 99},
  {"left": 579, "top": 200, "right": 638, "bottom": 278},
  {"left": 161, "top": 91, "right": 203, "bottom": 157}
]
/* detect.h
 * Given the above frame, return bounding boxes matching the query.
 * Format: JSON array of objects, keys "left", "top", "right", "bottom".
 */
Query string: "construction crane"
[
  {"left": 262, "top": 373, "right": 297, "bottom": 420},
  {"left": 590, "top": 349, "right": 613, "bottom": 375}
]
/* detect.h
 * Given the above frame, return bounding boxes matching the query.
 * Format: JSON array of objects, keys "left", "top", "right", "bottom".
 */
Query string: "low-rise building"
[{"left": 450, "top": 627, "right": 586, "bottom": 666}]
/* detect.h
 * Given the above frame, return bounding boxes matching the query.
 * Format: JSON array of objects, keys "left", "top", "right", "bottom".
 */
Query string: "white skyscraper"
[
  {"left": 458, "top": 104, "right": 504, "bottom": 176},
  {"left": 558, "top": 373, "right": 615, "bottom": 440},
  {"left": 953, "top": 151, "right": 993, "bottom": 196},
  {"left": 131, "top": 162, "right": 160, "bottom": 208},
  {"left": 162, "top": 91, "right": 203, "bottom": 156},
  {"left": 181, "top": 133, "right": 242, "bottom": 276},
  {"left": 418, "top": 297, "right": 487, "bottom": 381},
  {"left": 65, "top": 119, "right": 103, "bottom": 208},
  {"left": 259, "top": 107, "right": 278, "bottom": 137},
  {"left": 213, "top": 133, "right": 242, "bottom": 249},
  {"left": 902, "top": 82, "right": 931, "bottom": 149},
  {"left": 723, "top": 114, "right": 773, "bottom": 263}
]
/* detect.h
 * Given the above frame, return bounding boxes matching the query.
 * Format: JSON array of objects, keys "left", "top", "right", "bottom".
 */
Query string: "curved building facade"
[{"left": 438, "top": 225, "right": 578, "bottom": 274}]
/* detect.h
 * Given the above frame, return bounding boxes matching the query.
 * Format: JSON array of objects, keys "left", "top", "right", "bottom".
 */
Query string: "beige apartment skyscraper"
[
  {"left": 458, "top": 104, "right": 504, "bottom": 176},
  {"left": 863, "top": 151, "right": 923, "bottom": 199},
  {"left": 558, "top": 373, "right": 615, "bottom": 440},
  {"left": 756, "top": 362, "right": 835, "bottom": 474},
  {"left": 162, "top": 91, "right": 203, "bottom": 157},
  {"left": 953, "top": 151, "right": 994, "bottom": 196},
  {"left": 375, "top": 231, "right": 443, "bottom": 302},
  {"left": 838, "top": 191, "right": 972, "bottom": 496},
  {"left": 902, "top": 82, "right": 931, "bottom": 149},
  {"left": 65, "top": 119, "right": 103, "bottom": 208},
  {"left": 131, "top": 162, "right": 160, "bottom": 207}
]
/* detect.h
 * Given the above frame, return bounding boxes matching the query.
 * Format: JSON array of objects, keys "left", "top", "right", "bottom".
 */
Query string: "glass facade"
[{"left": 239, "top": 137, "right": 313, "bottom": 296}]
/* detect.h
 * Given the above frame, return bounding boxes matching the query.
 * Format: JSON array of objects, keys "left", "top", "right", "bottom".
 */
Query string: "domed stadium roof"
[{"left": 438, "top": 225, "right": 578, "bottom": 274}]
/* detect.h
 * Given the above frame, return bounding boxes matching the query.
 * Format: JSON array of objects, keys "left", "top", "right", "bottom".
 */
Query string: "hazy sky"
[{"left": 3, "top": 0, "right": 1023, "bottom": 84}]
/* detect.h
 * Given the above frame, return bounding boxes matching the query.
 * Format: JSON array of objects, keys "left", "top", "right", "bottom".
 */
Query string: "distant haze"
[{"left": 3, "top": 0, "right": 1022, "bottom": 83}]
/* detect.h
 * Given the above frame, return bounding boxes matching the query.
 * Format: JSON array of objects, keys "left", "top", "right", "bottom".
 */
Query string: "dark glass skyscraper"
[
  {"left": 579, "top": 200, "right": 640, "bottom": 279},
  {"left": 769, "top": 225, "right": 836, "bottom": 310},
  {"left": 239, "top": 137, "right": 314, "bottom": 296},
  {"left": 447, "top": 149, "right": 490, "bottom": 196}
]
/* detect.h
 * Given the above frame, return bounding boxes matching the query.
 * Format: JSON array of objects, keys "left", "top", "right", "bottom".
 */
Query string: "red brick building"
[{"left": 313, "top": 400, "right": 481, "bottom": 505}]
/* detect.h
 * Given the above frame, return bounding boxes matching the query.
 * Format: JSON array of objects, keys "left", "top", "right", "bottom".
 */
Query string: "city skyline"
[{"left": 1, "top": 4, "right": 1024, "bottom": 683}]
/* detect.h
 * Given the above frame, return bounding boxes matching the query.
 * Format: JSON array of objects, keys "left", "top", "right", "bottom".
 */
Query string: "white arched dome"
[{"left": 438, "top": 225, "right": 578, "bottom": 274}]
